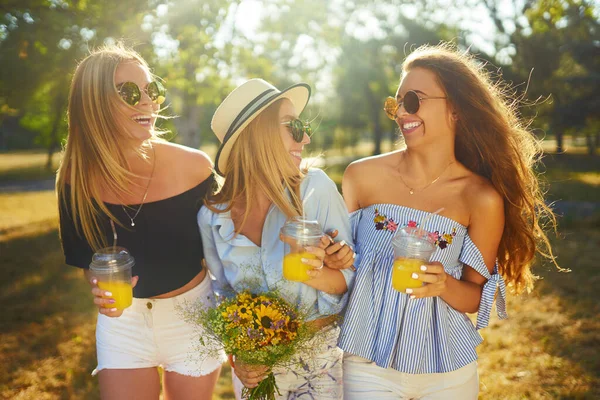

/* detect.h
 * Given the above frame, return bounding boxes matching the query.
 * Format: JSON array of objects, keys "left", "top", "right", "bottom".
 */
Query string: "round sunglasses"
[
  {"left": 116, "top": 81, "right": 167, "bottom": 106},
  {"left": 281, "top": 118, "right": 313, "bottom": 143},
  {"left": 384, "top": 90, "right": 447, "bottom": 119}
]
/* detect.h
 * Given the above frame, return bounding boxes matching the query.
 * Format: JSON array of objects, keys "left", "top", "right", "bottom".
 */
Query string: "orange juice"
[
  {"left": 283, "top": 252, "right": 317, "bottom": 282},
  {"left": 392, "top": 257, "right": 424, "bottom": 292},
  {"left": 98, "top": 280, "right": 133, "bottom": 310}
]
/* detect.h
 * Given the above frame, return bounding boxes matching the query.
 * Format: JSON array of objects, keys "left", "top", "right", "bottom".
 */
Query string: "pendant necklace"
[
  {"left": 398, "top": 159, "right": 454, "bottom": 195},
  {"left": 121, "top": 144, "right": 156, "bottom": 227}
]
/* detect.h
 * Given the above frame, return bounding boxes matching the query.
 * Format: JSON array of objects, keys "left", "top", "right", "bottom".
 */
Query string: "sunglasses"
[
  {"left": 384, "top": 90, "right": 447, "bottom": 119},
  {"left": 116, "top": 81, "right": 167, "bottom": 106},
  {"left": 281, "top": 118, "right": 313, "bottom": 143}
]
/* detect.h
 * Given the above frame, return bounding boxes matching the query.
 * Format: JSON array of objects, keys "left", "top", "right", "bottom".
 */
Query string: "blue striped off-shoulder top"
[{"left": 338, "top": 204, "right": 508, "bottom": 374}]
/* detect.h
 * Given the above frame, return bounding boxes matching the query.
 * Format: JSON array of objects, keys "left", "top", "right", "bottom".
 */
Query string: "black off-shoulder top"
[{"left": 59, "top": 176, "right": 213, "bottom": 298}]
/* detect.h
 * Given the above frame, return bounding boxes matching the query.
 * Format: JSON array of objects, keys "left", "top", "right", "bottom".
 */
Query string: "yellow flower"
[
  {"left": 255, "top": 304, "right": 285, "bottom": 337},
  {"left": 443, "top": 233, "right": 453, "bottom": 244},
  {"left": 237, "top": 292, "right": 253, "bottom": 303}
]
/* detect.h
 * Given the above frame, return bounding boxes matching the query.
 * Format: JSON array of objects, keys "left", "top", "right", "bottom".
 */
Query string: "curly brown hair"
[{"left": 402, "top": 43, "right": 559, "bottom": 293}]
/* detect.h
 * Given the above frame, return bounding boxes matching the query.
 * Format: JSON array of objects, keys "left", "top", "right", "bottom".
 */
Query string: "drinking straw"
[
  {"left": 302, "top": 188, "right": 315, "bottom": 210},
  {"left": 110, "top": 219, "right": 118, "bottom": 251},
  {"left": 416, "top": 207, "right": 445, "bottom": 237},
  {"left": 301, "top": 188, "right": 316, "bottom": 239}
]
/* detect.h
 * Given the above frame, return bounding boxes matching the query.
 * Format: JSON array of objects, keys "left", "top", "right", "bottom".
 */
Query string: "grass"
[
  {"left": 0, "top": 151, "right": 61, "bottom": 182},
  {"left": 1, "top": 148, "right": 599, "bottom": 399},
  {"left": 540, "top": 153, "right": 600, "bottom": 203}
]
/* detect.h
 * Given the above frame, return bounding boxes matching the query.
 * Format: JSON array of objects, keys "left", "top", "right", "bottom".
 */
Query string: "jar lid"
[
  {"left": 89, "top": 246, "right": 135, "bottom": 273},
  {"left": 280, "top": 217, "right": 323, "bottom": 240},
  {"left": 391, "top": 226, "right": 436, "bottom": 251}
]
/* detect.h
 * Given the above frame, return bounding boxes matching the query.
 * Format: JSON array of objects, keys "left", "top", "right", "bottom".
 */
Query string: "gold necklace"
[
  {"left": 398, "top": 160, "right": 454, "bottom": 195},
  {"left": 121, "top": 144, "right": 156, "bottom": 227}
]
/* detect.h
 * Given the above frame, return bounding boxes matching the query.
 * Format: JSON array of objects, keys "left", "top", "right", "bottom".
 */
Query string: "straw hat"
[{"left": 211, "top": 79, "right": 311, "bottom": 175}]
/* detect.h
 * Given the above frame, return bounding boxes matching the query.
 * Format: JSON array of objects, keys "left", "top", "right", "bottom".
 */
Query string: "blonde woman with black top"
[{"left": 57, "top": 45, "right": 225, "bottom": 400}]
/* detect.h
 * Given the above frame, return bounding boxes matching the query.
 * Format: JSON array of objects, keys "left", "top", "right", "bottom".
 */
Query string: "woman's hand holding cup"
[
  {"left": 89, "top": 275, "right": 139, "bottom": 317},
  {"left": 404, "top": 261, "right": 448, "bottom": 299},
  {"left": 323, "top": 229, "right": 356, "bottom": 271}
]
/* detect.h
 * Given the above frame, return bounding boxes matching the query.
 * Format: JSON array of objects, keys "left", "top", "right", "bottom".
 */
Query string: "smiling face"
[
  {"left": 394, "top": 67, "right": 456, "bottom": 148},
  {"left": 114, "top": 61, "right": 159, "bottom": 141},
  {"left": 278, "top": 99, "right": 310, "bottom": 168}
]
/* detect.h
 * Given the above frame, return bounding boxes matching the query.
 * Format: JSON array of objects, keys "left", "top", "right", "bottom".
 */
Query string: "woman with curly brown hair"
[{"left": 338, "top": 43, "right": 557, "bottom": 399}]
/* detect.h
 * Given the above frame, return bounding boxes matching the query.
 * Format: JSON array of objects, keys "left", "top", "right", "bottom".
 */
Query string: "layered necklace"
[
  {"left": 398, "top": 157, "right": 454, "bottom": 195},
  {"left": 121, "top": 144, "right": 156, "bottom": 227}
]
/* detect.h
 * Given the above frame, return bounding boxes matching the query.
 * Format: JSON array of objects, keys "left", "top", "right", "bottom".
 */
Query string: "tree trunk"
[
  {"left": 46, "top": 91, "right": 67, "bottom": 171},
  {"left": 373, "top": 114, "right": 382, "bottom": 155},
  {"left": 586, "top": 133, "right": 596, "bottom": 156},
  {"left": 174, "top": 92, "right": 200, "bottom": 148},
  {"left": 0, "top": 115, "right": 4, "bottom": 150},
  {"left": 365, "top": 85, "right": 382, "bottom": 155},
  {"left": 555, "top": 131, "right": 564, "bottom": 154}
]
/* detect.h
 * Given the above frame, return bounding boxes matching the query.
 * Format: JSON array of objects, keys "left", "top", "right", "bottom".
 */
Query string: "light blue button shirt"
[{"left": 198, "top": 169, "right": 355, "bottom": 321}]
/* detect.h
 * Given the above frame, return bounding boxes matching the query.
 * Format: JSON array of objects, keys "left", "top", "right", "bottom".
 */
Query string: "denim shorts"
[{"left": 93, "top": 275, "right": 226, "bottom": 377}]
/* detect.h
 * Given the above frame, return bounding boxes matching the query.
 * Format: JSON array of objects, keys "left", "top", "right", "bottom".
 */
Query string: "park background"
[{"left": 0, "top": 0, "right": 598, "bottom": 399}]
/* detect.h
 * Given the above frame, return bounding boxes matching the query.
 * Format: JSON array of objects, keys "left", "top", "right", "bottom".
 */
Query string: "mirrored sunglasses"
[
  {"left": 117, "top": 81, "right": 167, "bottom": 106},
  {"left": 281, "top": 118, "right": 313, "bottom": 143},
  {"left": 383, "top": 90, "right": 447, "bottom": 119}
]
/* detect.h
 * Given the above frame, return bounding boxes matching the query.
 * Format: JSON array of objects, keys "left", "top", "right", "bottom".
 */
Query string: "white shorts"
[
  {"left": 93, "top": 275, "right": 226, "bottom": 377},
  {"left": 343, "top": 354, "right": 479, "bottom": 399}
]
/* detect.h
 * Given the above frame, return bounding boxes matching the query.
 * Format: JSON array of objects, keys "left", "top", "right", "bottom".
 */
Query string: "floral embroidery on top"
[
  {"left": 373, "top": 208, "right": 398, "bottom": 232},
  {"left": 405, "top": 220, "right": 457, "bottom": 250}
]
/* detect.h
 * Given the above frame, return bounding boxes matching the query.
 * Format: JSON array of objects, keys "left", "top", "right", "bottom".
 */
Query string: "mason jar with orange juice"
[
  {"left": 89, "top": 247, "right": 135, "bottom": 310},
  {"left": 391, "top": 226, "right": 437, "bottom": 293},
  {"left": 280, "top": 217, "right": 323, "bottom": 282}
]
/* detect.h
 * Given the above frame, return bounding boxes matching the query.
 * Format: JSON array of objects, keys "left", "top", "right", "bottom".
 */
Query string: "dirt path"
[{"left": 0, "top": 178, "right": 55, "bottom": 193}]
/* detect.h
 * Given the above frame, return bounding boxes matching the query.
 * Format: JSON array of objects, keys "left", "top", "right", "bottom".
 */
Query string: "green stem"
[{"left": 242, "top": 372, "right": 279, "bottom": 400}]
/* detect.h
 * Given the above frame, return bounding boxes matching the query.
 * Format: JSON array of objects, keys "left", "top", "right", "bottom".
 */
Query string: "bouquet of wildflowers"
[{"left": 182, "top": 291, "right": 319, "bottom": 400}]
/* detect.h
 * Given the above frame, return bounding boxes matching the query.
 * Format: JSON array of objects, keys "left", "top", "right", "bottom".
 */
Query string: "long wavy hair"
[
  {"left": 56, "top": 44, "right": 163, "bottom": 251},
  {"left": 402, "top": 43, "right": 558, "bottom": 293},
  {"left": 205, "top": 99, "right": 305, "bottom": 232}
]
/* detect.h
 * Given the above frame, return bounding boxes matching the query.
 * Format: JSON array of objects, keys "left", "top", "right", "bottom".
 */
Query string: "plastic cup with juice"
[
  {"left": 391, "top": 226, "right": 437, "bottom": 293},
  {"left": 89, "top": 246, "right": 135, "bottom": 310},
  {"left": 280, "top": 217, "right": 323, "bottom": 282}
]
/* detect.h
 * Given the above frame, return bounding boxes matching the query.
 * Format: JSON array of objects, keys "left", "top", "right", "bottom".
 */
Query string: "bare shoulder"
[
  {"left": 343, "top": 151, "right": 402, "bottom": 211},
  {"left": 154, "top": 141, "right": 214, "bottom": 183},
  {"left": 461, "top": 171, "right": 504, "bottom": 222},
  {"left": 344, "top": 150, "right": 401, "bottom": 181}
]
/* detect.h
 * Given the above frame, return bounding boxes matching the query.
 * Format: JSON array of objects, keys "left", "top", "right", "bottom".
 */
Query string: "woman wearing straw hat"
[{"left": 198, "top": 78, "right": 355, "bottom": 399}]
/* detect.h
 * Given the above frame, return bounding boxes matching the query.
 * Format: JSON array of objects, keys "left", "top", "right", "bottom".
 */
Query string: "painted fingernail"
[
  {"left": 340, "top": 240, "right": 346, "bottom": 247},
  {"left": 406, "top": 288, "right": 413, "bottom": 294},
  {"left": 352, "top": 253, "right": 356, "bottom": 259},
  {"left": 91, "top": 278, "right": 97, "bottom": 285},
  {"left": 421, "top": 265, "right": 427, "bottom": 271},
  {"left": 410, "top": 295, "right": 416, "bottom": 299},
  {"left": 412, "top": 273, "right": 419, "bottom": 279},
  {"left": 109, "top": 308, "right": 117, "bottom": 312},
  {"left": 301, "top": 258, "right": 309, "bottom": 263},
  {"left": 109, "top": 299, "right": 115, "bottom": 304},
  {"left": 105, "top": 291, "right": 113, "bottom": 297}
]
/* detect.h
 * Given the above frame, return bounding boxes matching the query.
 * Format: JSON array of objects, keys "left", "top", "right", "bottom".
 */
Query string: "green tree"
[
  {"left": 147, "top": 0, "right": 237, "bottom": 148},
  {"left": 0, "top": 0, "right": 160, "bottom": 166}
]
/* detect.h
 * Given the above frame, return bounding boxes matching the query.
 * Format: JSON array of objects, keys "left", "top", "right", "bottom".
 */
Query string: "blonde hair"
[
  {"left": 56, "top": 43, "right": 163, "bottom": 251},
  {"left": 402, "top": 43, "right": 558, "bottom": 293},
  {"left": 206, "top": 99, "right": 305, "bottom": 232}
]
